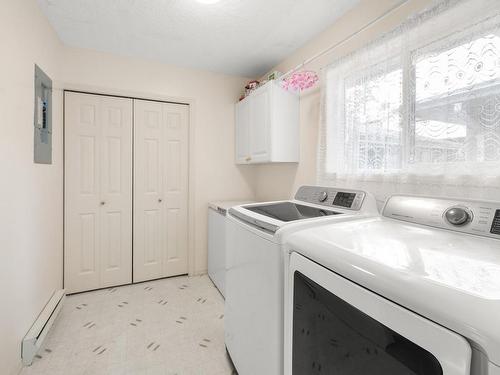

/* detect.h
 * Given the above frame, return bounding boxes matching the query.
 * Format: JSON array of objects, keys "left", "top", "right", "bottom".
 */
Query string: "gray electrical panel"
[{"left": 34, "top": 64, "right": 52, "bottom": 164}]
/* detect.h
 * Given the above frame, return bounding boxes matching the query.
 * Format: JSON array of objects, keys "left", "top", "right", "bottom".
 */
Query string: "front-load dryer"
[{"left": 284, "top": 194, "right": 500, "bottom": 375}]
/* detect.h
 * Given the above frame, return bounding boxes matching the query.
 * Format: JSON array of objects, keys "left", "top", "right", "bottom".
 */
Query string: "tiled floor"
[{"left": 21, "top": 275, "right": 235, "bottom": 375}]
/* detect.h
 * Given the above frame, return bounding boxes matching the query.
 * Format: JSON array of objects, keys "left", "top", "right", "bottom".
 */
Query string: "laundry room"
[{"left": 1, "top": 0, "right": 499, "bottom": 374}]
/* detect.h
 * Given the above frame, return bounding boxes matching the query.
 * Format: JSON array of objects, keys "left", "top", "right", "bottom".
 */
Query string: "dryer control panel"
[
  {"left": 383, "top": 195, "right": 500, "bottom": 239},
  {"left": 295, "top": 186, "right": 366, "bottom": 211}
]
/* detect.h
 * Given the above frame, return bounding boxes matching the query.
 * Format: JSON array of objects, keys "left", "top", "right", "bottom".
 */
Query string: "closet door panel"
[
  {"left": 65, "top": 92, "right": 132, "bottom": 293},
  {"left": 65, "top": 92, "right": 102, "bottom": 293},
  {"left": 163, "top": 104, "right": 189, "bottom": 276},
  {"left": 134, "top": 100, "right": 189, "bottom": 282},
  {"left": 100, "top": 96, "right": 133, "bottom": 287},
  {"left": 133, "top": 100, "right": 164, "bottom": 282}
]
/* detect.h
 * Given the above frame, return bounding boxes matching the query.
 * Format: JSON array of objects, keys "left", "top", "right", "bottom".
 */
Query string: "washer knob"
[
  {"left": 445, "top": 207, "right": 471, "bottom": 226},
  {"left": 318, "top": 191, "right": 328, "bottom": 202}
]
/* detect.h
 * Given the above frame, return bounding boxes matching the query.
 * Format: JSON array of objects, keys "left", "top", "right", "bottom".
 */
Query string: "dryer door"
[{"left": 284, "top": 252, "right": 471, "bottom": 375}]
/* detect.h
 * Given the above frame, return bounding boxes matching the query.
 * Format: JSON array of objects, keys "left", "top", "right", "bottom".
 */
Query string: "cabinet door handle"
[
  {"left": 100, "top": 201, "right": 106, "bottom": 206},
  {"left": 158, "top": 198, "right": 163, "bottom": 203}
]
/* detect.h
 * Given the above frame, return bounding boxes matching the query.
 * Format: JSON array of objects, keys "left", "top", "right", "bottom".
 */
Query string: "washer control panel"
[
  {"left": 492, "top": 210, "right": 500, "bottom": 235},
  {"left": 444, "top": 206, "right": 473, "bottom": 226},
  {"left": 383, "top": 195, "right": 500, "bottom": 239},
  {"left": 295, "top": 186, "right": 366, "bottom": 211},
  {"left": 318, "top": 191, "right": 328, "bottom": 202}
]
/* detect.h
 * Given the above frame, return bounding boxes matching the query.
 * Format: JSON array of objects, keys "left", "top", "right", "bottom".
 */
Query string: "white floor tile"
[{"left": 21, "top": 275, "right": 235, "bottom": 375}]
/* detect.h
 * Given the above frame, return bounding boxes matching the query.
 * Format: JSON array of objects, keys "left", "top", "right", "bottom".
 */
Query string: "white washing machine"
[
  {"left": 208, "top": 201, "right": 254, "bottom": 297},
  {"left": 284, "top": 195, "right": 500, "bottom": 375},
  {"left": 224, "top": 185, "right": 378, "bottom": 375}
]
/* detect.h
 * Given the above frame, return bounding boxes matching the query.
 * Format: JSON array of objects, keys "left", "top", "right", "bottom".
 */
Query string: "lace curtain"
[{"left": 317, "top": 0, "right": 500, "bottom": 207}]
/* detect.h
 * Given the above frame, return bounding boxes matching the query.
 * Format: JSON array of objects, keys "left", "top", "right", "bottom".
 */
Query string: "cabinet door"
[
  {"left": 249, "top": 85, "right": 271, "bottom": 163},
  {"left": 235, "top": 99, "right": 250, "bottom": 164},
  {"left": 64, "top": 92, "right": 132, "bottom": 294},
  {"left": 134, "top": 100, "right": 189, "bottom": 282}
]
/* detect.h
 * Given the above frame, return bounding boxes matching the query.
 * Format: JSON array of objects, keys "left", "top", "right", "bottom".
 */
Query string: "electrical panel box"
[{"left": 34, "top": 65, "right": 52, "bottom": 164}]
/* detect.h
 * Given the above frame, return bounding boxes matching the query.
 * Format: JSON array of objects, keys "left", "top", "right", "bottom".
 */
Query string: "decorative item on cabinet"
[
  {"left": 267, "top": 70, "right": 282, "bottom": 81},
  {"left": 245, "top": 80, "right": 260, "bottom": 97},
  {"left": 235, "top": 80, "right": 299, "bottom": 165}
]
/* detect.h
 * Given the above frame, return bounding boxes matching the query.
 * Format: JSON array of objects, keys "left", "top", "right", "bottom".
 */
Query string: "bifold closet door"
[
  {"left": 133, "top": 100, "right": 189, "bottom": 282},
  {"left": 65, "top": 92, "right": 133, "bottom": 294}
]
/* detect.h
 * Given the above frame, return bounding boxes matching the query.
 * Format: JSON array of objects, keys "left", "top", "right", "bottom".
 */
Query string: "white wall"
[
  {"left": 0, "top": 1, "right": 64, "bottom": 374},
  {"left": 254, "top": 0, "right": 434, "bottom": 201},
  {"left": 0, "top": 1, "right": 437, "bottom": 373},
  {"left": 0, "top": 1, "right": 255, "bottom": 372},
  {"left": 59, "top": 47, "right": 256, "bottom": 275}
]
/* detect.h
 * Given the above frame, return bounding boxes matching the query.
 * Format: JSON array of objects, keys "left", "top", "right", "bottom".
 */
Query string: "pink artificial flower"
[{"left": 281, "top": 70, "right": 319, "bottom": 91}]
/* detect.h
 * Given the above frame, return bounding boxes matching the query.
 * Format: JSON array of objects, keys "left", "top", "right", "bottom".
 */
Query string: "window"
[
  {"left": 412, "top": 34, "right": 500, "bottom": 166},
  {"left": 319, "top": 0, "right": 500, "bottom": 182},
  {"left": 344, "top": 66, "right": 403, "bottom": 173}
]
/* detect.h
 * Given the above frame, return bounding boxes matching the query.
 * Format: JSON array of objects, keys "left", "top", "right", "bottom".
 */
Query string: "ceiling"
[{"left": 37, "top": 0, "right": 359, "bottom": 77}]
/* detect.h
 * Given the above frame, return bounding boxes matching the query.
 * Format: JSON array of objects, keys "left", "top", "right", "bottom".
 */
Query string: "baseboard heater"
[{"left": 22, "top": 289, "right": 65, "bottom": 366}]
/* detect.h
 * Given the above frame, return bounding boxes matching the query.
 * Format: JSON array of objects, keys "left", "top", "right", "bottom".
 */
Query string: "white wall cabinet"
[{"left": 235, "top": 81, "right": 299, "bottom": 164}]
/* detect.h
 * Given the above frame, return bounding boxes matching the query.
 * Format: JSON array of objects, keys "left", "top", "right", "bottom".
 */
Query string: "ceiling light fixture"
[{"left": 196, "top": 0, "right": 221, "bottom": 4}]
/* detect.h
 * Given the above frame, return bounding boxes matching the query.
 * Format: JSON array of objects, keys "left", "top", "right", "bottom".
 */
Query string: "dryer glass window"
[
  {"left": 244, "top": 202, "right": 340, "bottom": 222},
  {"left": 292, "top": 271, "right": 443, "bottom": 375}
]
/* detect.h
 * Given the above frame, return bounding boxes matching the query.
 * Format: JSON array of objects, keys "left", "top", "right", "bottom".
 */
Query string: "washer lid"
[
  {"left": 244, "top": 201, "right": 341, "bottom": 222},
  {"left": 286, "top": 217, "right": 500, "bottom": 366},
  {"left": 208, "top": 200, "right": 255, "bottom": 215}
]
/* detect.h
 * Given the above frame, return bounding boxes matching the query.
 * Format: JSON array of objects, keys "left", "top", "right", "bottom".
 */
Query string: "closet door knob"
[
  {"left": 100, "top": 201, "right": 106, "bottom": 206},
  {"left": 158, "top": 198, "right": 163, "bottom": 203}
]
